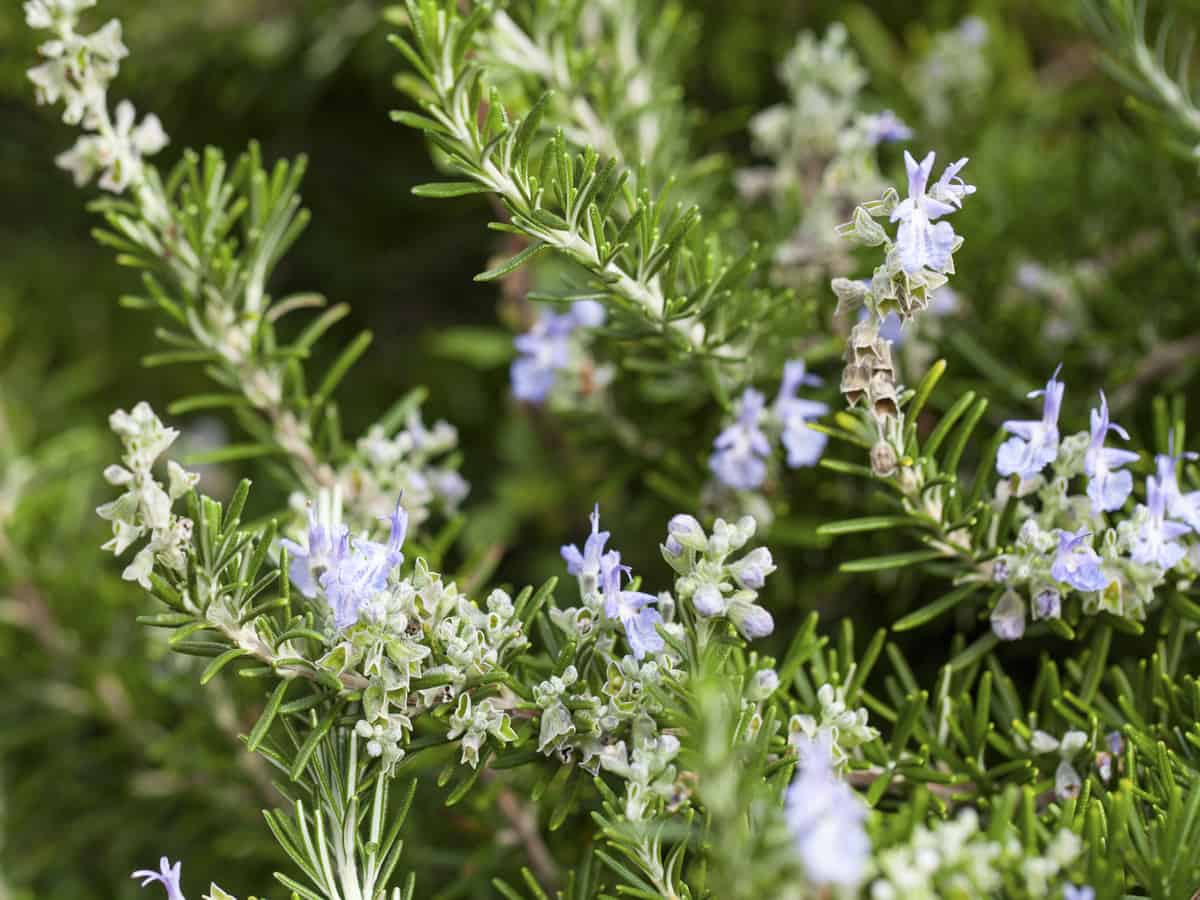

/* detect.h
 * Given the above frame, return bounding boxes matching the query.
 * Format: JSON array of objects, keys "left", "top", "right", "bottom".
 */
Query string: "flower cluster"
[
  {"left": 97, "top": 403, "right": 197, "bottom": 588},
  {"left": 561, "top": 506, "right": 666, "bottom": 660},
  {"left": 836, "top": 149, "right": 974, "bottom": 420},
  {"left": 709, "top": 360, "right": 828, "bottom": 491},
  {"left": 511, "top": 300, "right": 610, "bottom": 405},
  {"left": 662, "top": 513, "right": 778, "bottom": 639},
  {"left": 787, "top": 682, "right": 878, "bottom": 769},
  {"left": 26, "top": 0, "right": 167, "bottom": 193},
  {"left": 283, "top": 501, "right": 529, "bottom": 771},
  {"left": 306, "top": 405, "right": 469, "bottom": 534},
  {"left": 740, "top": 24, "right": 911, "bottom": 277},
  {"left": 990, "top": 368, "right": 1200, "bottom": 633},
  {"left": 870, "top": 810, "right": 1083, "bottom": 900}
]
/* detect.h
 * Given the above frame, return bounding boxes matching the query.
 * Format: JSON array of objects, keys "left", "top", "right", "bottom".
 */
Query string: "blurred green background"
[{"left": 3, "top": 0, "right": 1200, "bottom": 896}]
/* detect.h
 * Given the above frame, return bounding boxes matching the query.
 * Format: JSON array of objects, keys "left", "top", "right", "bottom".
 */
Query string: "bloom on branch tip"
[
  {"left": 890, "top": 150, "right": 966, "bottom": 274},
  {"left": 1085, "top": 390, "right": 1137, "bottom": 513},
  {"left": 997, "top": 365, "right": 1064, "bottom": 480},
  {"left": 131, "top": 857, "right": 185, "bottom": 900}
]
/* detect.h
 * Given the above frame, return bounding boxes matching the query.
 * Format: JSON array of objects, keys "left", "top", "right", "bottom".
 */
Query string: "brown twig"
[{"left": 483, "top": 770, "right": 562, "bottom": 891}]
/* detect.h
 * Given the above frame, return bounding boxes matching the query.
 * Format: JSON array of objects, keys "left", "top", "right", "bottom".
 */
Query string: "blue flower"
[
  {"left": 931, "top": 156, "right": 977, "bottom": 209},
  {"left": 997, "top": 365, "right": 1064, "bottom": 480},
  {"left": 785, "top": 735, "right": 869, "bottom": 887},
  {"left": 774, "top": 360, "right": 829, "bottom": 469},
  {"left": 561, "top": 504, "right": 612, "bottom": 594},
  {"left": 1085, "top": 391, "right": 1138, "bottom": 513},
  {"left": 1050, "top": 528, "right": 1110, "bottom": 593},
  {"left": 1064, "top": 886, "right": 1095, "bottom": 900},
  {"left": 863, "top": 109, "right": 912, "bottom": 144},
  {"left": 890, "top": 150, "right": 961, "bottom": 273},
  {"left": 1130, "top": 473, "right": 1190, "bottom": 570},
  {"left": 1155, "top": 445, "right": 1200, "bottom": 532},
  {"left": 510, "top": 301, "right": 605, "bottom": 403},
  {"left": 281, "top": 505, "right": 348, "bottom": 599},
  {"left": 710, "top": 389, "right": 772, "bottom": 490},
  {"left": 131, "top": 858, "right": 185, "bottom": 900},
  {"left": 600, "top": 550, "right": 664, "bottom": 660},
  {"left": 286, "top": 500, "right": 407, "bottom": 629}
]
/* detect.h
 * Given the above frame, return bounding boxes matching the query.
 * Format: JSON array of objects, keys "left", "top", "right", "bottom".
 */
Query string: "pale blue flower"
[
  {"left": 131, "top": 858, "right": 185, "bottom": 900},
  {"left": 890, "top": 150, "right": 960, "bottom": 273},
  {"left": 997, "top": 365, "right": 1064, "bottom": 480},
  {"left": 1155, "top": 445, "right": 1200, "bottom": 532},
  {"left": 1085, "top": 391, "right": 1138, "bottom": 513},
  {"left": 1064, "top": 886, "right": 1095, "bottom": 900},
  {"left": 600, "top": 550, "right": 663, "bottom": 660},
  {"left": 286, "top": 500, "right": 407, "bottom": 629},
  {"left": 774, "top": 360, "right": 829, "bottom": 469},
  {"left": 281, "top": 506, "right": 348, "bottom": 599},
  {"left": 511, "top": 309, "right": 575, "bottom": 402},
  {"left": 710, "top": 389, "right": 771, "bottom": 490},
  {"left": 561, "top": 504, "right": 611, "bottom": 588},
  {"left": 1130, "top": 474, "right": 1190, "bottom": 570},
  {"left": 1051, "top": 528, "right": 1110, "bottom": 593},
  {"left": 931, "top": 156, "right": 977, "bottom": 208},
  {"left": 863, "top": 109, "right": 912, "bottom": 144},
  {"left": 510, "top": 301, "right": 605, "bottom": 403},
  {"left": 785, "top": 734, "right": 869, "bottom": 888}
]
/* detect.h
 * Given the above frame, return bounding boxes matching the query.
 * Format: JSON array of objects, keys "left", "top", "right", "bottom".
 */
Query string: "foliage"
[{"left": 7, "top": 0, "right": 1200, "bottom": 899}]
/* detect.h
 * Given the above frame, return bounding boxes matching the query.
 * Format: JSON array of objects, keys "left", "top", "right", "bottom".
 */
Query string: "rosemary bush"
[{"left": 6, "top": 0, "right": 1200, "bottom": 898}]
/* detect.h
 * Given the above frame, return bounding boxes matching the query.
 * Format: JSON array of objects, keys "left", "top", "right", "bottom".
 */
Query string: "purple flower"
[
  {"left": 774, "top": 360, "right": 829, "bottom": 469},
  {"left": 1085, "top": 391, "right": 1138, "bottom": 513},
  {"left": 890, "top": 150, "right": 961, "bottom": 274},
  {"left": 1155, "top": 445, "right": 1200, "bottom": 532},
  {"left": 784, "top": 734, "right": 869, "bottom": 887},
  {"left": 710, "top": 389, "right": 771, "bottom": 490},
  {"left": 1050, "top": 528, "right": 1110, "bottom": 593},
  {"left": 1130, "top": 474, "right": 1190, "bottom": 570},
  {"left": 1064, "top": 887, "right": 1095, "bottom": 900},
  {"left": 997, "top": 365, "right": 1064, "bottom": 480},
  {"left": 600, "top": 552, "right": 664, "bottom": 660},
  {"left": 863, "top": 109, "right": 912, "bottom": 145},
  {"left": 131, "top": 858, "right": 185, "bottom": 900}
]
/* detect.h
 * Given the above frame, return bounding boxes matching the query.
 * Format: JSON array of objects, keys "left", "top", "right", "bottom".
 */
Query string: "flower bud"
[
  {"left": 667, "top": 514, "right": 707, "bottom": 552},
  {"left": 870, "top": 441, "right": 898, "bottom": 477},
  {"left": 989, "top": 590, "right": 1026, "bottom": 641},
  {"left": 731, "top": 547, "right": 775, "bottom": 590},
  {"left": 693, "top": 583, "right": 725, "bottom": 617},
  {"left": 748, "top": 668, "right": 780, "bottom": 700},
  {"left": 729, "top": 601, "right": 774, "bottom": 640}
]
